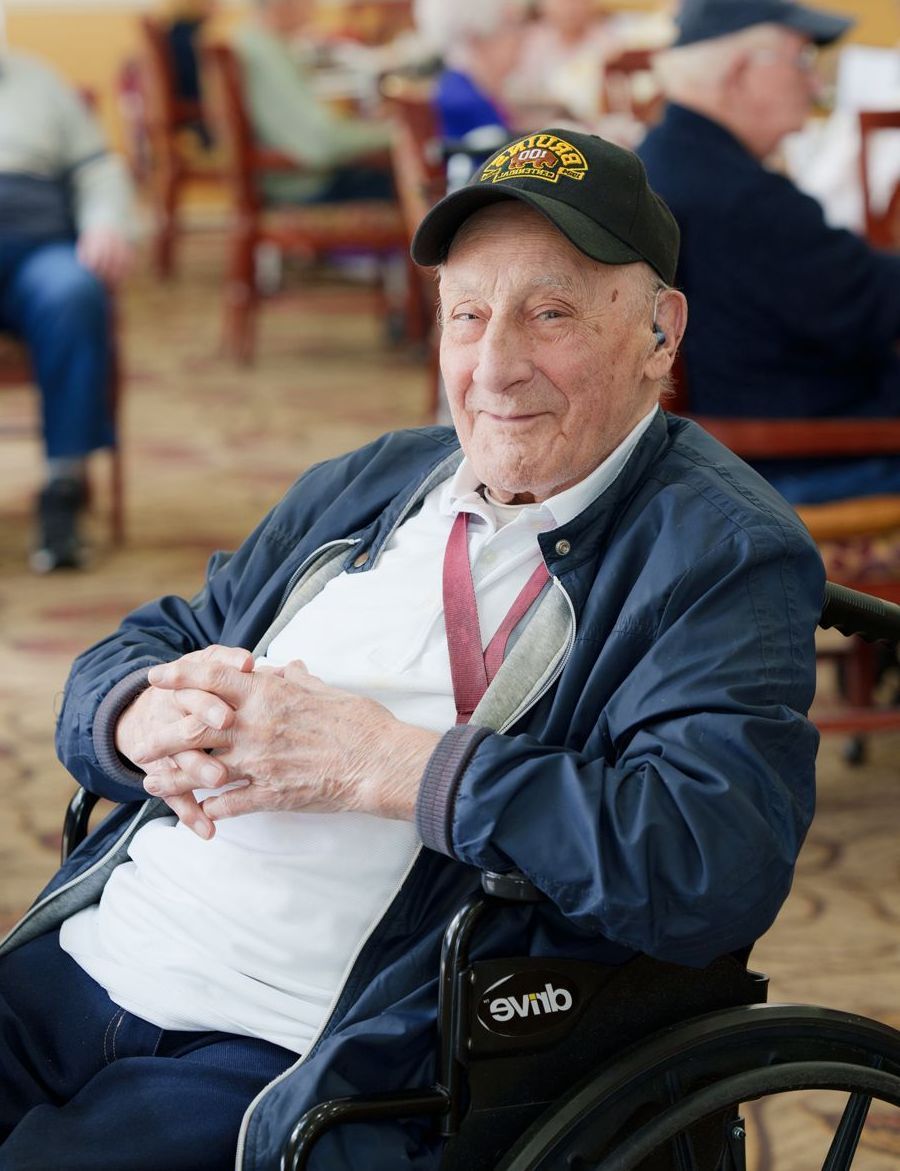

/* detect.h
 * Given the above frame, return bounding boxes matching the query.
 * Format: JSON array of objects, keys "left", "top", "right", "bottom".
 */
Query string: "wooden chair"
[
  {"left": 380, "top": 74, "right": 446, "bottom": 417},
  {"left": 858, "top": 109, "right": 900, "bottom": 249},
  {"left": 668, "top": 362, "right": 900, "bottom": 744},
  {"left": 204, "top": 42, "right": 407, "bottom": 364},
  {"left": 0, "top": 312, "right": 125, "bottom": 547},
  {"left": 140, "top": 15, "right": 226, "bottom": 278}
]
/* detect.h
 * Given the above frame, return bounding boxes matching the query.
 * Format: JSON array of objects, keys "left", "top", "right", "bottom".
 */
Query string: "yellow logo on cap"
[{"left": 481, "top": 134, "right": 588, "bottom": 185}]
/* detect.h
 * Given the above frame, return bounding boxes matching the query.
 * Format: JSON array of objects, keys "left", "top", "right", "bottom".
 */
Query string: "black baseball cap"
[
  {"left": 674, "top": 0, "right": 853, "bottom": 47},
  {"left": 410, "top": 128, "right": 680, "bottom": 285}
]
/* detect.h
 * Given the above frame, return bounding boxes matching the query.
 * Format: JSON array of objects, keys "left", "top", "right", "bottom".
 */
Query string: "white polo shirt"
[{"left": 60, "top": 410, "right": 656, "bottom": 1054}]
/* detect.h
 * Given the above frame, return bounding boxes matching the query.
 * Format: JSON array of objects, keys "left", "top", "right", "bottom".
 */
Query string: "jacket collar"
[{"left": 662, "top": 103, "right": 758, "bottom": 166}]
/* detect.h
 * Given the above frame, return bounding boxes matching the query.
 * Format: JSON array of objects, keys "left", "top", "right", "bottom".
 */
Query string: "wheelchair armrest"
[
  {"left": 61, "top": 787, "right": 101, "bottom": 864},
  {"left": 481, "top": 871, "right": 542, "bottom": 903}
]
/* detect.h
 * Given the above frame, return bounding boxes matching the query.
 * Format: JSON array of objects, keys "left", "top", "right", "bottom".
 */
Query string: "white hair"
[
  {"left": 414, "top": 0, "right": 522, "bottom": 55},
  {"left": 654, "top": 22, "right": 790, "bottom": 97}
]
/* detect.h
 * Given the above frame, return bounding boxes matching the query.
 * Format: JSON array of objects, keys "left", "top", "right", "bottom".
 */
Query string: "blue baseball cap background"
[{"left": 674, "top": 0, "right": 854, "bottom": 47}]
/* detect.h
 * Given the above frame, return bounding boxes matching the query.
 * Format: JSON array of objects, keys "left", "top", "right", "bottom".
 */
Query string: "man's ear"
[
  {"left": 644, "top": 288, "right": 688, "bottom": 379},
  {"left": 723, "top": 49, "right": 753, "bottom": 98}
]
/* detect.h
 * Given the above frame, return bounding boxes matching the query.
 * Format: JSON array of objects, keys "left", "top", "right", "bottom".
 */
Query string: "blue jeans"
[
  {"left": 0, "top": 929, "right": 297, "bottom": 1170},
  {"left": 0, "top": 237, "right": 115, "bottom": 459}
]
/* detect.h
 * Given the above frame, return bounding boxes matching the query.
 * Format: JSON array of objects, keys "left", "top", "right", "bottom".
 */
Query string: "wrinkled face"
[
  {"left": 741, "top": 29, "right": 818, "bottom": 142},
  {"left": 439, "top": 204, "right": 661, "bottom": 504}
]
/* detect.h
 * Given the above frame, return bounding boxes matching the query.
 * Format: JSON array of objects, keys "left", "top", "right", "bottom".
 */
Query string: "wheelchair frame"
[
  {"left": 279, "top": 869, "right": 900, "bottom": 1171},
  {"left": 59, "top": 583, "right": 900, "bottom": 1171}
]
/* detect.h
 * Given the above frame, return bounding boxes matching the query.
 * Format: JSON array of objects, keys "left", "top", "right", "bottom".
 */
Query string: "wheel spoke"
[{"left": 821, "top": 1091, "right": 872, "bottom": 1171}]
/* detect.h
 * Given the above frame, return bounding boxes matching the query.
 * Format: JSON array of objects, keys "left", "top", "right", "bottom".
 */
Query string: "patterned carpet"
[{"left": 0, "top": 231, "right": 898, "bottom": 1167}]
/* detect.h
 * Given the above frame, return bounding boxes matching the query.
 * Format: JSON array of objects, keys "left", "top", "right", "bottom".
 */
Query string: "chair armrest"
[
  {"left": 481, "top": 870, "right": 542, "bottom": 902},
  {"left": 691, "top": 416, "right": 900, "bottom": 460},
  {"left": 250, "top": 147, "right": 310, "bottom": 175},
  {"left": 62, "top": 787, "right": 101, "bottom": 864}
]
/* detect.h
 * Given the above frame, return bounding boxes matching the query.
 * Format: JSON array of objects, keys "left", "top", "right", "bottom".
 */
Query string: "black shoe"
[{"left": 30, "top": 477, "right": 88, "bottom": 573}]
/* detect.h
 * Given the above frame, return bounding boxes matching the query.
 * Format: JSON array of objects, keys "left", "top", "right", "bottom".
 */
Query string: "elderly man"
[
  {"left": 0, "top": 129, "right": 823, "bottom": 1170},
  {"left": 638, "top": 0, "right": 900, "bottom": 506},
  {"left": 0, "top": 48, "right": 134, "bottom": 570}
]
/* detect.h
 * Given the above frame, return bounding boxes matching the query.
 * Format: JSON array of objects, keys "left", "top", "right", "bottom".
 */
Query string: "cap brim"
[
  {"left": 674, "top": 2, "right": 854, "bottom": 47},
  {"left": 782, "top": 3, "right": 853, "bottom": 44},
  {"left": 411, "top": 183, "right": 644, "bottom": 269}
]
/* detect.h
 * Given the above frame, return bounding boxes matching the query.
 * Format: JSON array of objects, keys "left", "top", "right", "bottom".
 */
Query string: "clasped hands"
[{"left": 114, "top": 645, "right": 440, "bottom": 840}]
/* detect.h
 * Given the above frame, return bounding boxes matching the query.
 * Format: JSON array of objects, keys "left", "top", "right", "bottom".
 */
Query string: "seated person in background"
[
  {"left": 0, "top": 129, "right": 824, "bottom": 1170},
  {"left": 504, "top": 0, "right": 620, "bottom": 124},
  {"left": 414, "top": 0, "right": 524, "bottom": 150},
  {"left": 638, "top": 0, "right": 900, "bottom": 506},
  {"left": 165, "top": 0, "right": 218, "bottom": 148},
  {"left": 234, "top": 0, "right": 395, "bottom": 204},
  {"left": 0, "top": 48, "right": 134, "bottom": 572}
]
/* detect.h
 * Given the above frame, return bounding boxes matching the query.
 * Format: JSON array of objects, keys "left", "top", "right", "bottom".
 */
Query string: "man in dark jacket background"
[
  {"left": 0, "top": 129, "right": 824, "bottom": 1170},
  {"left": 638, "top": 0, "right": 900, "bottom": 505}
]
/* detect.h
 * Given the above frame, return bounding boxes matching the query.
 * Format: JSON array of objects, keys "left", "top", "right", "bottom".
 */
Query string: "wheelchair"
[{"left": 60, "top": 581, "right": 900, "bottom": 1171}]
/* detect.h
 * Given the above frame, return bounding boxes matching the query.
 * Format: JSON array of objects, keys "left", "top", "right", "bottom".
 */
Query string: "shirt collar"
[{"left": 442, "top": 406, "right": 659, "bottom": 527}]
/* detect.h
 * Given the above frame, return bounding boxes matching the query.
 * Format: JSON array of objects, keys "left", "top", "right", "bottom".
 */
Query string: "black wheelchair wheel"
[{"left": 494, "top": 1004, "right": 900, "bottom": 1171}]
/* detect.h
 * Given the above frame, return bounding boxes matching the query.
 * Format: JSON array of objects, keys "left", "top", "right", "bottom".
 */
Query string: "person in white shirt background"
[{"left": 783, "top": 3, "right": 900, "bottom": 233}]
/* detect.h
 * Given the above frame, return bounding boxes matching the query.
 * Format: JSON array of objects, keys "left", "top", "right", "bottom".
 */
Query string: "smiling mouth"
[{"left": 481, "top": 411, "right": 545, "bottom": 423}]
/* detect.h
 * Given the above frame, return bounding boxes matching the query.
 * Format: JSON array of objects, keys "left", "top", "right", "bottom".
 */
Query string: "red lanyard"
[{"left": 442, "top": 510, "right": 550, "bottom": 725}]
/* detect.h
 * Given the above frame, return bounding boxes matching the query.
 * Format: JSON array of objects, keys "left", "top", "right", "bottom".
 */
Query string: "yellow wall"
[
  {"left": 4, "top": 1, "right": 899, "bottom": 150},
  {"left": 4, "top": 5, "right": 244, "bottom": 147}
]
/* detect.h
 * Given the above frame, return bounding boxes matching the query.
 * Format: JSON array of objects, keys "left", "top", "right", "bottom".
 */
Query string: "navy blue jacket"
[
  {"left": 639, "top": 104, "right": 900, "bottom": 418},
  {"left": 1, "top": 415, "right": 824, "bottom": 1170}
]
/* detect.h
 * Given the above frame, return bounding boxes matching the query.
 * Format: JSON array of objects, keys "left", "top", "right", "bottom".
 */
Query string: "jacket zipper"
[
  {"left": 273, "top": 450, "right": 462, "bottom": 616},
  {"left": 275, "top": 538, "right": 360, "bottom": 614}
]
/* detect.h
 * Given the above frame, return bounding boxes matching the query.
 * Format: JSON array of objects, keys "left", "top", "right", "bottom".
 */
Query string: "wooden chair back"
[
  {"left": 381, "top": 75, "right": 445, "bottom": 237},
  {"left": 602, "top": 47, "right": 663, "bottom": 123},
  {"left": 380, "top": 75, "right": 446, "bottom": 412},
  {"left": 140, "top": 15, "right": 204, "bottom": 139},
  {"left": 203, "top": 42, "right": 407, "bottom": 363},
  {"left": 204, "top": 42, "right": 301, "bottom": 217},
  {"left": 858, "top": 109, "right": 900, "bottom": 249},
  {"left": 138, "top": 16, "right": 226, "bottom": 276}
]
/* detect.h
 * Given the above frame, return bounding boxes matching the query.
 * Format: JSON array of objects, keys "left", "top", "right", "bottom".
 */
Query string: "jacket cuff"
[
  {"left": 416, "top": 724, "right": 492, "bottom": 857},
  {"left": 92, "top": 666, "right": 153, "bottom": 792}
]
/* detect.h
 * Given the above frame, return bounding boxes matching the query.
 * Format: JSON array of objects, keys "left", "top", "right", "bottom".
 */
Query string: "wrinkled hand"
[
  {"left": 77, "top": 226, "right": 133, "bottom": 285},
  {"left": 140, "top": 657, "right": 440, "bottom": 830},
  {"left": 116, "top": 644, "right": 254, "bottom": 838}
]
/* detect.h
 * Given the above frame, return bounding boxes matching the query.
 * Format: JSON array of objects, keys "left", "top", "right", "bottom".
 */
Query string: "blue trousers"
[
  {"left": 0, "top": 237, "right": 115, "bottom": 460},
  {"left": 0, "top": 929, "right": 297, "bottom": 1170}
]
